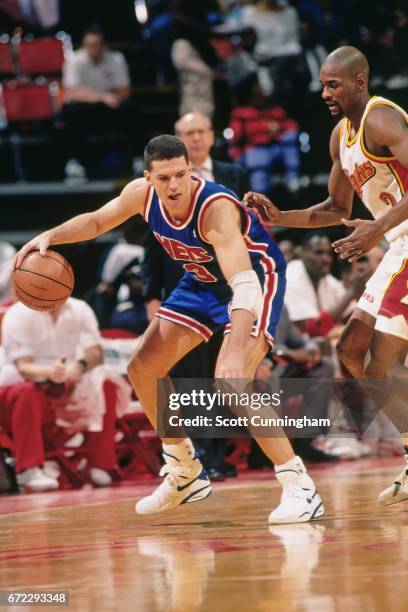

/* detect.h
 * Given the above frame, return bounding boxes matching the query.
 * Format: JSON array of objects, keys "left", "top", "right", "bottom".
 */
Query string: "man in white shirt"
[
  {"left": 62, "top": 27, "right": 141, "bottom": 179},
  {"left": 285, "top": 234, "right": 365, "bottom": 336},
  {"left": 0, "top": 298, "right": 130, "bottom": 492}
]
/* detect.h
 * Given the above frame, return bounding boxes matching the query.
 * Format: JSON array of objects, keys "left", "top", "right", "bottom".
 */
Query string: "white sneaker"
[
  {"left": 43, "top": 460, "right": 61, "bottom": 480},
  {"left": 90, "top": 468, "right": 113, "bottom": 487},
  {"left": 378, "top": 458, "right": 408, "bottom": 507},
  {"left": 322, "top": 436, "right": 372, "bottom": 459},
  {"left": 135, "top": 458, "right": 211, "bottom": 515},
  {"left": 17, "top": 467, "right": 59, "bottom": 493},
  {"left": 269, "top": 458, "right": 324, "bottom": 524}
]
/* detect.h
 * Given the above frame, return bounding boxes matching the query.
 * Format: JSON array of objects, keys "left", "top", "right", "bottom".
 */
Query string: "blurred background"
[{"left": 0, "top": 0, "right": 407, "bottom": 294}]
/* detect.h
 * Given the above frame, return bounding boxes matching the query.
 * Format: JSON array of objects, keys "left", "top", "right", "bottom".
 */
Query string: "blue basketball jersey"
[
  {"left": 143, "top": 177, "right": 286, "bottom": 293},
  {"left": 143, "top": 177, "right": 286, "bottom": 343}
]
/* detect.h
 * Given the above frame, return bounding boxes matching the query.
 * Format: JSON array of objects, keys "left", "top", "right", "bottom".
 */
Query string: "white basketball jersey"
[{"left": 339, "top": 96, "right": 408, "bottom": 243}]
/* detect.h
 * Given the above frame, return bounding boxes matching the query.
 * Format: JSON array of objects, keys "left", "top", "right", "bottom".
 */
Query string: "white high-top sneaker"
[
  {"left": 268, "top": 456, "right": 324, "bottom": 524},
  {"left": 135, "top": 441, "right": 212, "bottom": 515},
  {"left": 378, "top": 456, "right": 408, "bottom": 506}
]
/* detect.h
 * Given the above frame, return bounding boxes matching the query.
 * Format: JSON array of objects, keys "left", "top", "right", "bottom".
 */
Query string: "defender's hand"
[
  {"left": 243, "top": 192, "right": 282, "bottom": 226},
  {"left": 332, "top": 219, "right": 384, "bottom": 262}
]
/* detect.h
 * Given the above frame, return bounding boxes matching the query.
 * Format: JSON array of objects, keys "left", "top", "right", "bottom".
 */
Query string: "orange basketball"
[{"left": 12, "top": 249, "right": 74, "bottom": 311}]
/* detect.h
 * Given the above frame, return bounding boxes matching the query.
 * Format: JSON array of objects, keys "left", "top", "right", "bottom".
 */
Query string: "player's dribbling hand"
[
  {"left": 332, "top": 218, "right": 384, "bottom": 262},
  {"left": 243, "top": 192, "right": 282, "bottom": 226},
  {"left": 14, "top": 232, "right": 51, "bottom": 269}
]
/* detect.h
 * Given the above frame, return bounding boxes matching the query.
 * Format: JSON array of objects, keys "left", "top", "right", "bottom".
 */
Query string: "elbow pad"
[{"left": 229, "top": 269, "right": 263, "bottom": 319}]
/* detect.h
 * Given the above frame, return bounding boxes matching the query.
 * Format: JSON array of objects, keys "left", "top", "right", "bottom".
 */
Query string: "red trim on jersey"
[
  {"left": 159, "top": 177, "right": 204, "bottom": 230},
  {"left": 143, "top": 186, "right": 153, "bottom": 221},
  {"left": 156, "top": 306, "right": 213, "bottom": 341},
  {"left": 389, "top": 159, "right": 408, "bottom": 195},
  {"left": 197, "top": 194, "right": 250, "bottom": 243},
  {"left": 258, "top": 256, "right": 276, "bottom": 334},
  {"left": 378, "top": 258, "right": 408, "bottom": 323},
  {"left": 244, "top": 236, "right": 269, "bottom": 253}
]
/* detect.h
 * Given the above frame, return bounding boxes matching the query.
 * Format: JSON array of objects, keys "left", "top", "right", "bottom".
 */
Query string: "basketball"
[{"left": 12, "top": 249, "right": 74, "bottom": 311}]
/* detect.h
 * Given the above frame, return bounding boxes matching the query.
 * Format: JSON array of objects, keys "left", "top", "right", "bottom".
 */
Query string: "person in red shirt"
[{"left": 229, "top": 76, "right": 300, "bottom": 194}]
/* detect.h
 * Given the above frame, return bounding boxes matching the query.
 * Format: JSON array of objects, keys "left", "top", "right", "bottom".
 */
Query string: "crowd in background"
[{"left": 0, "top": 0, "right": 407, "bottom": 493}]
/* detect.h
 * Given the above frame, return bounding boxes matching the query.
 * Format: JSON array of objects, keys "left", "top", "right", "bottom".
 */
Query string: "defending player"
[
  {"left": 15, "top": 135, "right": 324, "bottom": 524},
  {"left": 244, "top": 46, "right": 408, "bottom": 507}
]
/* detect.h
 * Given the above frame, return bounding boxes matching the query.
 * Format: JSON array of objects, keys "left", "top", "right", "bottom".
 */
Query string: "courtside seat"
[
  {"left": 1, "top": 81, "right": 56, "bottom": 123},
  {"left": 0, "top": 38, "right": 14, "bottom": 77},
  {"left": 17, "top": 35, "right": 70, "bottom": 76},
  {"left": 0, "top": 80, "right": 64, "bottom": 181}
]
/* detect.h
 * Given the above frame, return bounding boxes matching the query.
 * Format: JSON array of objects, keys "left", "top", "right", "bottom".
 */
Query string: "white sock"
[
  {"left": 274, "top": 455, "right": 314, "bottom": 488},
  {"left": 163, "top": 439, "right": 196, "bottom": 464},
  {"left": 274, "top": 455, "right": 305, "bottom": 473}
]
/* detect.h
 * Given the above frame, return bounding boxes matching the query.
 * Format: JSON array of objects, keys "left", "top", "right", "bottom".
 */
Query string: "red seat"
[
  {"left": 19, "top": 38, "right": 65, "bottom": 75},
  {"left": 0, "top": 41, "right": 14, "bottom": 75},
  {"left": 101, "top": 328, "right": 138, "bottom": 340},
  {"left": 2, "top": 84, "right": 54, "bottom": 122},
  {"left": 210, "top": 38, "right": 236, "bottom": 60}
]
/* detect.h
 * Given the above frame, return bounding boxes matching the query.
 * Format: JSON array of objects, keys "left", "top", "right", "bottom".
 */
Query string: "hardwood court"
[{"left": 1, "top": 458, "right": 407, "bottom": 612}]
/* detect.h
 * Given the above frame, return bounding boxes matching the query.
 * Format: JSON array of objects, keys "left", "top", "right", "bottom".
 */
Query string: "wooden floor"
[{"left": 1, "top": 458, "right": 407, "bottom": 612}]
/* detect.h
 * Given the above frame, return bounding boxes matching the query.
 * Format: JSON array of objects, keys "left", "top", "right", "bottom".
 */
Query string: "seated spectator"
[
  {"left": 225, "top": 26, "right": 259, "bottom": 94},
  {"left": 284, "top": 233, "right": 367, "bottom": 338},
  {"left": 229, "top": 76, "right": 301, "bottom": 194},
  {"left": 299, "top": 19, "right": 327, "bottom": 95},
  {"left": 240, "top": 0, "right": 304, "bottom": 108},
  {"left": 0, "top": 0, "right": 60, "bottom": 35},
  {"left": 86, "top": 238, "right": 145, "bottom": 328},
  {"left": 171, "top": 0, "right": 223, "bottom": 118},
  {"left": 285, "top": 234, "right": 375, "bottom": 459},
  {"left": 110, "top": 264, "right": 148, "bottom": 335},
  {"left": 271, "top": 305, "right": 337, "bottom": 462},
  {"left": 62, "top": 26, "right": 142, "bottom": 180},
  {"left": 175, "top": 111, "right": 250, "bottom": 191},
  {"left": 0, "top": 298, "right": 131, "bottom": 492},
  {"left": 277, "top": 239, "right": 296, "bottom": 263}
]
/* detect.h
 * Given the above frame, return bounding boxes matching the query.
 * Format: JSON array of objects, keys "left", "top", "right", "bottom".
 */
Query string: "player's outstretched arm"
[
  {"left": 15, "top": 178, "right": 148, "bottom": 268},
  {"left": 202, "top": 199, "right": 261, "bottom": 378},
  {"left": 243, "top": 122, "right": 354, "bottom": 228},
  {"left": 333, "top": 107, "right": 408, "bottom": 260}
]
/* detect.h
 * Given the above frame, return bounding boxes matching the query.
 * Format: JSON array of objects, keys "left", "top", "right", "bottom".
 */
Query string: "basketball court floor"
[{"left": 1, "top": 457, "right": 407, "bottom": 611}]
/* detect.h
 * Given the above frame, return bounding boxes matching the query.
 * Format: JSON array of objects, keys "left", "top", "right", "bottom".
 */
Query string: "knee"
[
  {"left": 365, "top": 357, "right": 387, "bottom": 380},
  {"left": 127, "top": 351, "right": 143, "bottom": 384},
  {"left": 336, "top": 337, "right": 359, "bottom": 367},
  {"left": 335, "top": 338, "right": 349, "bottom": 365},
  {"left": 127, "top": 349, "right": 165, "bottom": 386}
]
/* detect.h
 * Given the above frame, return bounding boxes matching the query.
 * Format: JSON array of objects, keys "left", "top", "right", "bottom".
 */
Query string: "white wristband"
[{"left": 229, "top": 269, "right": 263, "bottom": 319}]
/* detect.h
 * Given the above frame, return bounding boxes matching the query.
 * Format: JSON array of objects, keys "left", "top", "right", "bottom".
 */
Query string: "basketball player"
[
  {"left": 15, "top": 135, "right": 324, "bottom": 524},
  {"left": 244, "top": 46, "right": 408, "bottom": 507}
]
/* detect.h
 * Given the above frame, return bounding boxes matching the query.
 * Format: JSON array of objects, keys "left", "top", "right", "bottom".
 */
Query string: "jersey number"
[
  {"left": 380, "top": 191, "right": 397, "bottom": 208},
  {"left": 183, "top": 263, "right": 217, "bottom": 283}
]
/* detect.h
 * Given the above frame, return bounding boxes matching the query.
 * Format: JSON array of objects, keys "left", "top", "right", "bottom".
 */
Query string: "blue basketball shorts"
[{"left": 156, "top": 262, "right": 286, "bottom": 346}]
